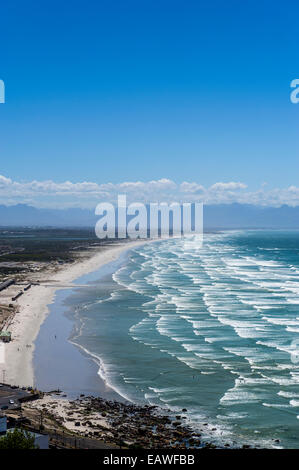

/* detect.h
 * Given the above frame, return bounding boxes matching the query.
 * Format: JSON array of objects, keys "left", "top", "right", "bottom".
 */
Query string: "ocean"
[{"left": 34, "top": 230, "right": 299, "bottom": 448}]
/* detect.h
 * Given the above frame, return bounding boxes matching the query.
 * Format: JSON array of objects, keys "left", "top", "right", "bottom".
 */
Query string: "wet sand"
[{"left": 4, "top": 240, "right": 150, "bottom": 387}]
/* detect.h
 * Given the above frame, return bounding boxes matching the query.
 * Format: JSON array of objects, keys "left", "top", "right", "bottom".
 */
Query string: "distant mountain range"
[
  {"left": 0, "top": 204, "right": 97, "bottom": 227},
  {"left": 0, "top": 203, "right": 299, "bottom": 229}
]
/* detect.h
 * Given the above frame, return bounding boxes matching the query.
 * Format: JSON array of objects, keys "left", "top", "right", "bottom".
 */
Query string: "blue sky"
[{"left": 0, "top": 0, "right": 299, "bottom": 207}]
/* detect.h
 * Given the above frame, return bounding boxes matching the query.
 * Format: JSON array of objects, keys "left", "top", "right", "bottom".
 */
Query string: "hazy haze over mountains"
[{"left": 1, "top": 203, "right": 299, "bottom": 229}]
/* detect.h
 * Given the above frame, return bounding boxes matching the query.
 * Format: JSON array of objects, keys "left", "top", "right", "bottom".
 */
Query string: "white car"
[{"left": 9, "top": 399, "right": 14, "bottom": 404}]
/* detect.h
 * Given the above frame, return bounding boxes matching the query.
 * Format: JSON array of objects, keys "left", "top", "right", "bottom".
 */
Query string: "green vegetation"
[
  {"left": 0, "top": 228, "right": 109, "bottom": 274},
  {"left": 0, "top": 228, "right": 122, "bottom": 279},
  {"left": 0, "top": 428, "right": 37, "bottom": 449}
]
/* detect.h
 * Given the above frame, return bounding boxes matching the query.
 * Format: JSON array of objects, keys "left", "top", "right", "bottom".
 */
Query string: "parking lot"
[{"left": 0, "top": 384, "right": 30, "bottom": 410}]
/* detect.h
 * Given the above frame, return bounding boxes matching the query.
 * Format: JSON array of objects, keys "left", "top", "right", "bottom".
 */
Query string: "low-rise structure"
[
  {"left": 4, "top": 427, "right": 49, "bottom": 449},
  {"left": 0, "top": 331, "right": 11, "bottom": 343}
]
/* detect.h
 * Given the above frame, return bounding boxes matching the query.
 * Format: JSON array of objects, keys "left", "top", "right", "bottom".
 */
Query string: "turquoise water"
[{"left": 42, "top": 231, "right": 299, "bottom": 448}]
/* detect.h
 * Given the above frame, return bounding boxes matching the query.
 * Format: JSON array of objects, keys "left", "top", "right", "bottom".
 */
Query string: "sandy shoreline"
[{"left": 4, "top": 239, "right": 151, "bottom": 388}]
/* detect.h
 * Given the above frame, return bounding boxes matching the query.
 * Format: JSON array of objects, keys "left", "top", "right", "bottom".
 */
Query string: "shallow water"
[{"left": 35, "top": 231, "right": 299, "bottom": 448}]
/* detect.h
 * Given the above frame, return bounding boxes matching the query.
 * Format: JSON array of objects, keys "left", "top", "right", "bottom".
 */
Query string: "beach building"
[
  {"left": 4, "top": 428, "right": 49, "bottom": 449},
  {"left": 0, "top": 331, "right": 11, "bottom": 343},
  {"left": 0, "top": 412, "right": 49, "bottom": 448}
]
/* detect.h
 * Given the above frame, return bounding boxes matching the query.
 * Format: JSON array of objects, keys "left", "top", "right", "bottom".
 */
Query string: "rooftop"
[{"left": 0, "top": 331, "right": 11, "bottom": 337}]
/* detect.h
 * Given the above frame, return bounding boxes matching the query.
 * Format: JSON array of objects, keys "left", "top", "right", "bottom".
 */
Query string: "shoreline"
[
  {"left": 2, "top": 232, "right": 275, "bottom": 450},
  {"left": 4, "top": 239, "right": 153, "bottom": 388},
  {"left": 33, "top": 250, "right": 131, "bottom": 402},
  {"left": 23, "top": 392, "right": 205, "bottom": 449}
]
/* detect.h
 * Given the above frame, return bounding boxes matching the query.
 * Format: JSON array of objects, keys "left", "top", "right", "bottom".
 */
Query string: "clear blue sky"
[{"left": 0, "top": 0, "right": 298, "bottom": 190}]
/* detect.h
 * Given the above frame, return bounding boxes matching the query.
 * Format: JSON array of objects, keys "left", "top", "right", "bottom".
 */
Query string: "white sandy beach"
[{"left": 3, "top": 239, "right": 150, "bottom": 388}]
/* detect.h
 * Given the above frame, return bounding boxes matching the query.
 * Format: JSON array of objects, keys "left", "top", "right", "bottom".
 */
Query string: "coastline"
[
  {"left": 33, "top": 251, "right": 131, "bottom": 402},
  {"left": 4, "top": 239, "right": 152, "bottom": 388},
  {"left": 2, "top": 232, "right": 284, "bottom": 449}
]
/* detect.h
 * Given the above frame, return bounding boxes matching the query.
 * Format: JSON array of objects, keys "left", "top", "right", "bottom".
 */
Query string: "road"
[{"left": 0, "top": 384, "right": 30, "bottom": 409}]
